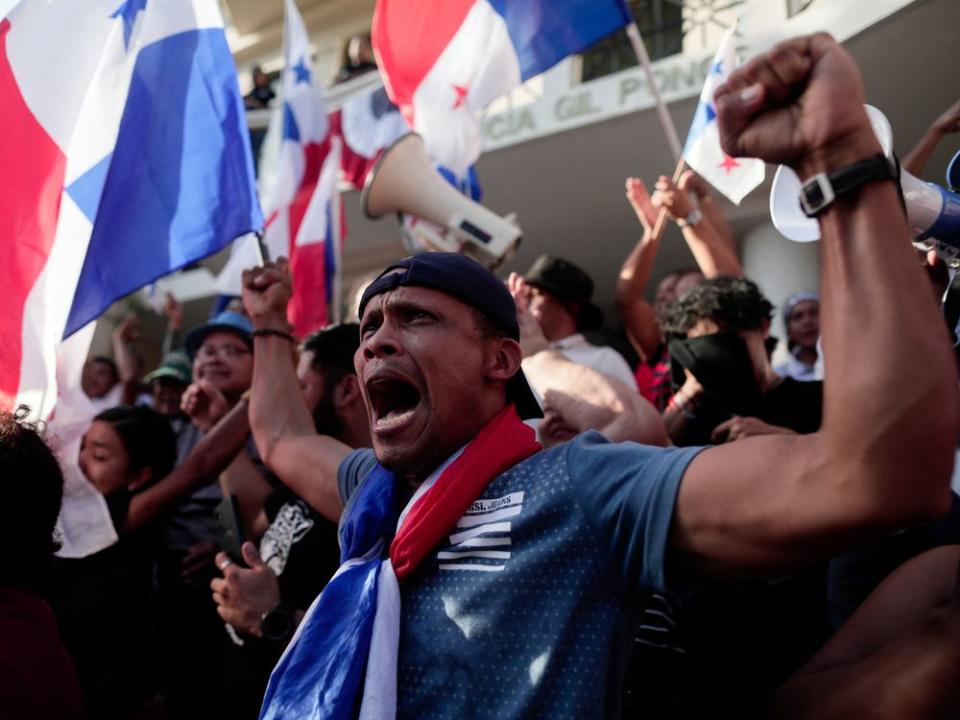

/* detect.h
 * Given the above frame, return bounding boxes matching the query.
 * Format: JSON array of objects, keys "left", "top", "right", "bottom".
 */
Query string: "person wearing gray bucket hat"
[{"left": 519, "top": 254, "right": 637, "bottom": 389}]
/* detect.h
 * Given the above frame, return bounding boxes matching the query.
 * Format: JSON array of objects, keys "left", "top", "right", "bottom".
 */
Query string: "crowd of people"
[{"left": 4, "top": 32, "right": 960, "bottom": 720}]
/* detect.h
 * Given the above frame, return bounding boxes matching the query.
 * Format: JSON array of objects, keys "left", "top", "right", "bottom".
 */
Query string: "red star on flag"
[
  {"left": 452, "top": 84, "right": 469, "bottom": 109},
  {"left": 718, "top": 154, "right": 741, "bottom": 174}
]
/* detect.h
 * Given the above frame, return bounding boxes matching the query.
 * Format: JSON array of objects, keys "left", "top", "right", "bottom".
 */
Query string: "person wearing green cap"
[{"left": 143, "top": 351, "right": 193, "bottom": 418}]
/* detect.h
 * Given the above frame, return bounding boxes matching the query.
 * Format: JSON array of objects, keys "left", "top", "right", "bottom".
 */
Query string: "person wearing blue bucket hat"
[{"left": 183, "top": 311, "right": 255, "bottom": 415}]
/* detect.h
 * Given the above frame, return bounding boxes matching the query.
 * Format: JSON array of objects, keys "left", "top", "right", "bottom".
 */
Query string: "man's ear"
[
  {"left": 486, "top": 337, "right": 523, "bottom": 383},
  {"left": 336, "top": 374, "right": 362, "bottom": 408},
  {"left": 128, "top": 467, "right": 153, "bottom": 492},
  {"left": 760, "top": 316, "right": 771, "bottom": 337}
]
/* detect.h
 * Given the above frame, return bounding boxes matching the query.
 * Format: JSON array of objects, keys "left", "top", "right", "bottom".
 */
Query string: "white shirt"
[
  {"left": 774, "top": 347, "right": 823, "bottom": 382},
  {"left": 551, "top": 333, "right": 638, "bottom": 390}
]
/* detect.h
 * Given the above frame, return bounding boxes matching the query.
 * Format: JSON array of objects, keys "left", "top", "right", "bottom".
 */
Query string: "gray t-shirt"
[{"left": 337, "top": 431, "right": 703, "bottom": 719}]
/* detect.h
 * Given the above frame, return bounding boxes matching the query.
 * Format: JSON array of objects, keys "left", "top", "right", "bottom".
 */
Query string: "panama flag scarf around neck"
[{"left": 259, "top": 404, "right": 541, "bottom": 719}]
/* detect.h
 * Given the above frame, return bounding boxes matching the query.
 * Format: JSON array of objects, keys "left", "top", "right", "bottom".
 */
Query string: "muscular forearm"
[
  {"left": 815, "top": 144, "right": 957, "bottom": 519},
  {"left": 250, "top": 335, "right": 315, "bottom": 467}
]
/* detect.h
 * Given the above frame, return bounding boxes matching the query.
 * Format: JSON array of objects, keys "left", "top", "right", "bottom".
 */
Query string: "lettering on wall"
[{"left": 482, "top": 56, "right": 713, "bottom": 149}]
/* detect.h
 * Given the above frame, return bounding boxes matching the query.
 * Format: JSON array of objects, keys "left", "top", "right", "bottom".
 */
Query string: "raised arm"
[
  {"left": 242, "top": 260, "right": 351, "bottom": 524},
  {"left": 161, "top": 293, "right": 183, "bottom": 356},
  {"left": 616, "top": 178, "right": 666, "bottom": 361},
  {"left": 901, "top": 98, "right": 960, "bottom": 178},
  {"left": 111, "top": 315, "right": 145, "bottom": 406},
  {"left": 507, "top": 272, "right": 669, "bottom": 447},
  {"left": 670, "top": 33, "right": 958, "bottom": 577},
  {"left": 683, "top": 170, "right": 737, "bottom": 256},
  {"left": 651, "top": 171, "right": 742, "bottom": 278},
  {"left": 124, "top": 396, "right": 252, "bottom": 533}
]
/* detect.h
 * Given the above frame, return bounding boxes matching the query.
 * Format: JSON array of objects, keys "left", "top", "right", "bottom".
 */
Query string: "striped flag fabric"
[
  {"left": 0, "top": 0, "right": 262, "bottom": 418},
  {"left": 682, "top": 25, "right": 765, "bottom": 205},
  {"left": 372, "top": 0, "right": 633, "bottom": 175},
  {"left": 260, "top": 0, "right": 344, "bottom": 336},
  {"left": 288, "top": 136, "right": 342, "bottom": 336},
  {"left": 335, "top": 85, "right": 410, "bottom": 190}
]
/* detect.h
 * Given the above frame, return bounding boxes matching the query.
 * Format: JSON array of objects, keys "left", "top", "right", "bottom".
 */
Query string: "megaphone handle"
[{"left": 650, "top": 159, "right": 688, "bottom": 243}]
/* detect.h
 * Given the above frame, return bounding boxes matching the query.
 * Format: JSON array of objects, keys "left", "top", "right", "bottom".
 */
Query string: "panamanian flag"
[
  {"left": 372, "top": 0, "right": 633, "bottom": 176},
  {"left": 260, "top": 0, "right": 343, "bottom": 336},
  {"left": 0, "top": 0, "right": 262, "bottom": 418},
  {"left": 682, "top": 25, "right": 765, "bottom": 205}
]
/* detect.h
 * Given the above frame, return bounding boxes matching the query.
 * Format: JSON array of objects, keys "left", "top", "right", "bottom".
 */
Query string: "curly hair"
[
  {"left": 660, "top": 275, "right": 774, "bottom": 336},
  {"left": 0, "top": 407, "right": 64, "bottom": 587}
]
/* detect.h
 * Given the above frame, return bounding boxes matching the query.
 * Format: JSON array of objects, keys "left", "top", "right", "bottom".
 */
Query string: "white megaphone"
[
  {"left": 770, "top": 106, "right": 960, "bottom": 251},
  {"left": 362, "top": 133, "right": 521, "bottom": 268}
]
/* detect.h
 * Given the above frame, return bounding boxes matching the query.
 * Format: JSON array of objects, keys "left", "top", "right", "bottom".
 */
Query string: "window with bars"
[
  {"left": 580, "top": 0, "right": 684, "bottom": 83},
  {"left": 580, "top": 0, "right": 775, "bottom": 84}
]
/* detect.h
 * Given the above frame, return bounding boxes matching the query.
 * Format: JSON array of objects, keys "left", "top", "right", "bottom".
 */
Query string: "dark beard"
[{"left": 312, "top": 393, "right": 344, "bottom": 439}]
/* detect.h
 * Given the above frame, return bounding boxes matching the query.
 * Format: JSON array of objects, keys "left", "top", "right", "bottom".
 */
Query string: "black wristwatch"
[
  {"left": 799, "top": 153, "right": 898, "bottom": 217},
  {"left": 260, "top": 601, "right": 295, "bottom": 643}
]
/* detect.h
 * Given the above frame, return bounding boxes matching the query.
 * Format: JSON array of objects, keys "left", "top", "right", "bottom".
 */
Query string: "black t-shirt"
[
  {"left": 756, "top": 378, "right": 823, "bottom": 434},
  {"left": 676, "top": 378, "right": 823, "bottom": 446},
  {"left": 50, "top": 491, "right": 157, "bottom": 703},
  {"left": 260, "top": 486, "right": 341, "bottom": 611},
  {"left": 221, "top": 487, "right": 341, "bottom": 719}
]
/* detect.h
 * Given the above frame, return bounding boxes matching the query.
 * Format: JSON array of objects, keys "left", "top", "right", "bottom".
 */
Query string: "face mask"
[{"left": 668, "top": 332, "right": 762, "bottom": 416}]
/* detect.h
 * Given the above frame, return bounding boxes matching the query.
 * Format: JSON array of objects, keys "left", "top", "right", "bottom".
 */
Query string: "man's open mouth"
[{"left": 367, "top": 376, "right": 423, "bottom": 432}]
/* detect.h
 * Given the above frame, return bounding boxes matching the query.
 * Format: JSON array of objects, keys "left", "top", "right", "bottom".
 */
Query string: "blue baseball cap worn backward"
[{"left": 359, "top": 253, "right": 542, "bottom": 419}]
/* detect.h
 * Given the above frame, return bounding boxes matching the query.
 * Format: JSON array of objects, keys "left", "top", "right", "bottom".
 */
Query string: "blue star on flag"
[
  {"left": 110, "top": 0, "right": 147, "bottom": 49},
  {"left": 710, "top": 59, "right": 724, "bottom": 76},
  {"left": 291, "top": 57, "right": 311, "bottom": 85}
]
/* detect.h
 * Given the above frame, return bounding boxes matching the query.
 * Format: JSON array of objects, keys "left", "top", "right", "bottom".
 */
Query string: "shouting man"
[{"left": 244, "top": 33, "right": 957, "bottom": 720}]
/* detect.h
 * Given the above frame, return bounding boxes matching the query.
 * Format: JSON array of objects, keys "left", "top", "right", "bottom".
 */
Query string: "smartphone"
[{"left": 215, "top": 494, "right": 247, "bottom": 566}]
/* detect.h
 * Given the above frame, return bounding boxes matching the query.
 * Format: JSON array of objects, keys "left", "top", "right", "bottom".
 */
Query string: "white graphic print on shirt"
[
  {"left": 437, "top": 492, "right": 524, "bottom": 572},
  {"left": 259, "top": 500, "right": 315, "bottom": 575}
]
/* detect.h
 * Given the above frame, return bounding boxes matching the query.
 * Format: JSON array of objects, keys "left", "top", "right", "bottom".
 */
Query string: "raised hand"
[
  {"left": 163, "top": 293, "right": 183, "bottom": 331},
  {"left": 242, "top": 258, "right": 293, "bottom": 331},
  {"left": 506, "top": 272, "right": 549, "bottom": 358},
  {"left": 181, "top": 378, "right": 230, "bottom": 432},
  {"left": 714, "top": 33, "right": 880, "bottom": 176},
  {"left": 651, "top": 175, "right": 696, "bottom": 222},
  {"left": 113, "top": 313, "right": 140, "bottom": 344},
  {"left": 625, "top": 177, "right": 659, "bottom": 232}
]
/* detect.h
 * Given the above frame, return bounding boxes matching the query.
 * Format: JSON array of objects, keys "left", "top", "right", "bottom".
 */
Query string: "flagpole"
[
  {"left": 331, "top": 139, "right": 343, "bottom": 324},
  {"left": 624, "top": 22, "right": 686, "bottom": 242},
  {"left": 624, "top": 22, "right": 682, "bottom": 161}
]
